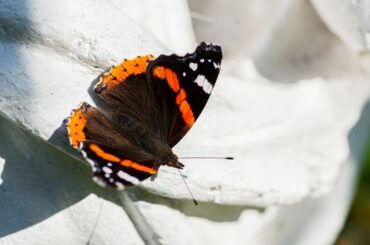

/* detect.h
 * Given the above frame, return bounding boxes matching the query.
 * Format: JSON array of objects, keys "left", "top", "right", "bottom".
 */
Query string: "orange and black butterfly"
[{"left": 65, "top": 42, "right": 222, "bottom": 189}]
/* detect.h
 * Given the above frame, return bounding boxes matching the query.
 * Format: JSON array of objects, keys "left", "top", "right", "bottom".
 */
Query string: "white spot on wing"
[
  {"left": 200, "top": 59, "right": 205, "bottom": 63},
  {"left": 189, "top": 62, "right": 198, "bottom": 71},
  {"left": 93, "top": 176, "right": 107, "bottom": 188},
  {"left": 193, "top": 75, "right": 214, "bottom": 94},
  {"left": 67, "top": 126, "right": 72, "bottom": 145},
  {"left": 79, "top": 141, "right": 85, "bottom": 150},
  {"left": 183, "top": 72, "right": 186, "bottom": 77},
  {"left": 87, "top": 159, "right": 97, "bottom": 170},
  {"left": 117, "top": 170, "right": 140, "bottom": 185},
  {"left": 213, "top": 62, "right": 220, "bottom": 69},
  {"left": 80, "top": 145, "right": 97, "bottom": 170},
  {"left": 80, "top": 149, "right": 87, "bottom": 157},
  {"left": 102, "top": 166, "right": 113, "bottom": 174},
  {"left": 203, "top": 79, "right": 213, "bottom": 94},
  {"left": 194, "top": 75, "right": 205, "bottom": 87}
]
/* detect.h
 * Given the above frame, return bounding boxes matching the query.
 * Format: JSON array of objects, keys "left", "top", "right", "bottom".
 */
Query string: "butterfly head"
[
  {"left": 166, "top": 155, "right": 184, "bottom": 169},
  {"left": 154, "top": 151, "right": 184, "bottom": 169}
]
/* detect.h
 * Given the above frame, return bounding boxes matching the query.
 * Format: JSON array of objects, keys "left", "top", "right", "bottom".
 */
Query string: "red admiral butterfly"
[{"left": 65, "top": 42, "right": 222, "bottom": 190}]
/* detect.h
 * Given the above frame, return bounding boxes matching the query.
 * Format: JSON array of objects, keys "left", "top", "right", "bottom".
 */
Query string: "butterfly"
[{"left": 65, "top": 42, "right": 222, "bottom": 190}]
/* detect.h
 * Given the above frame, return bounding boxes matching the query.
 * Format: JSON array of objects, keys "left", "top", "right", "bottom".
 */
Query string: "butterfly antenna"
[
  {"left": 179, "top": 156, "right": 234, "bottom": 160},
  {"left": 177, "top": 168, "right": 198, "bottom": 206}
]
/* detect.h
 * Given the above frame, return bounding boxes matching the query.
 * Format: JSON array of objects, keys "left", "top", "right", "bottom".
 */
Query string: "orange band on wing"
[
  {"left": 153, "top": 66, "right": 166, "bottom": 80},
  {"left": 153, "top": 66, "right": 180, "bottom": 92},
  {"left": 179, "top": 100, "right": 195, "bottom": 126},
  {"left": 165, "top": 68, "right": 180, "bottom": 92},
  {"left": 88, "top": 144, "right": 157, "bottom": 174},
  {"left": 121, "top": 160, "right": 157, "bottom": 174},
  {"left": 66, "top": 103, "right": 88, "bottom": 148},
  {"left": 175, "top": 88, "right": 187, "bottom": 105},
  {"left": 95, "top": 55, "right": 154, "bottom": 93},
  {"left": 89, "top": 144, "right": 121, "bottom": 162},
  {"left": 153, "top": 66, "right": 195, "bottom": 127}
]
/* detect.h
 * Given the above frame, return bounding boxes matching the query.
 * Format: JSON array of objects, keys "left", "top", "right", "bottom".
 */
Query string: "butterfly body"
[{"left": 66, "top": 42, "right": 222, "bottom": 189}]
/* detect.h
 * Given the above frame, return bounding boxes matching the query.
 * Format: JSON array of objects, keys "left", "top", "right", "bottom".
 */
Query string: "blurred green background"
[{"left": 335, "top": 143, "right": 370, "bottom": 245}]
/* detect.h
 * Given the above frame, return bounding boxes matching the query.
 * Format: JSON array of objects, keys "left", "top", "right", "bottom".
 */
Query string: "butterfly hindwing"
[
  {"left": 65, "top": 102, "right": 158, "bottom": 189},
  {"left": 81, "top": 141, "right": 156, "bottom": 189}
]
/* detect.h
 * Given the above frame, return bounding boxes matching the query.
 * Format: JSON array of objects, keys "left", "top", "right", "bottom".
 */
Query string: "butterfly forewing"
[{"left": 147, "top": 42, "right": 222, "bottom": 146}]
